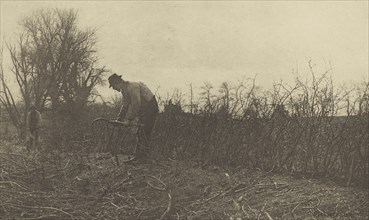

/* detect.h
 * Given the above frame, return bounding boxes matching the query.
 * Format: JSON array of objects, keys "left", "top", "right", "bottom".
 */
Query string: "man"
[
  {"left": 27, "top": 105, "right": 41, "bottom": 152},
  {"left": 108, "top": 73, "right": 159, "bottom": 162}
]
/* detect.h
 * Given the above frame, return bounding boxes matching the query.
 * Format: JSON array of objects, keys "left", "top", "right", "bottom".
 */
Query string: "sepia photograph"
[{"left": 0, "top": 1, "right": 368, "bottom": 219}]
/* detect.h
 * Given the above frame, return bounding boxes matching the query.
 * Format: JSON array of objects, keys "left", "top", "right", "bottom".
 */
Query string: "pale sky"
[{"left": 1, "top": 1, "right": 368, "bottom": 101}]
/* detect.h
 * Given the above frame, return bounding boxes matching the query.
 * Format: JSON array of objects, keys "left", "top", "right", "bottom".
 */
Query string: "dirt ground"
[{"left": 0, "top": 140, "right": 368, "bottom": 220}]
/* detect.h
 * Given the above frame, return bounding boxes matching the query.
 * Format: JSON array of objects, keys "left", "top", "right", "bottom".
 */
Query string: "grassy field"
[{"left": 0, "top": 140, "right": 368, "bottom": 220}]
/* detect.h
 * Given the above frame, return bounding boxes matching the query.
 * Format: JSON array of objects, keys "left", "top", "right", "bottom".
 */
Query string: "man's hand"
[{"left": 109, "top": 119, "right": 131, "bottom": 127}]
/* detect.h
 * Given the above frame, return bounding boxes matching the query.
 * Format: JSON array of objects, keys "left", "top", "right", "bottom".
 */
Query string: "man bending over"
[{"left": 108, "top": 73, "right": 159, "bottom": 162}]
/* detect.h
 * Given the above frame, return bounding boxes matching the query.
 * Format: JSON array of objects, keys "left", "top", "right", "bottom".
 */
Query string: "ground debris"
[{"left": 0, "top": 148, "right": 368, "bottom": 220}]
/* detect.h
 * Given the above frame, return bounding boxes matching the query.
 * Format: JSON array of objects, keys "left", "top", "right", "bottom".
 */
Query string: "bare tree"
[
  {"left": 20, "top": 8, "right": 106, "bottom": 110},
  {"left": 0, "top": 47, "right": 25, "bottom": 137},
  {"left": 0, "top": 8, "right": 107, "bottom": 138}
]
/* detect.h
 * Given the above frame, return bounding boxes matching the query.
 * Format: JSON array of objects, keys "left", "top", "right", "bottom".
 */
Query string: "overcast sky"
[{"left": 1, "top": 1, "right": 368, "bottom": 101}]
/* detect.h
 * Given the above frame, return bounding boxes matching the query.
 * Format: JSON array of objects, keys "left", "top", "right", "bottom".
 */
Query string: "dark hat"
[{"left": 108, "top": 73, "right": 122, "bottom": 88}]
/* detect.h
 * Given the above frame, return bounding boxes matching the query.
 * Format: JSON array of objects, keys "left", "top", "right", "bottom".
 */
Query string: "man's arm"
[
  {"left": 125, "top": 84, "right": 141, "bottom": 120},
  {"left": 117, "top": 92, "right": 129, "bottom": 121}
]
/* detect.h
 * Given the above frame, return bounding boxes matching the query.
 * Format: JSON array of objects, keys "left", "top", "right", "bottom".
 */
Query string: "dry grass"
[{"left": 0, "top": 141, "right": 368, "bottom": 220}]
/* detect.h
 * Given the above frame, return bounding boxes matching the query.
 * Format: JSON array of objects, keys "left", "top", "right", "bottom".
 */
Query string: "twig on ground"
[
  {"left": 20, "top": 214, "right": 58, "bottom": 219},
  {"left": 143, "top": 175, "right": 172, "bottom": 220},
  {"left": 160, "top": 191, "right": 172, "bottom": 220},
  {"left": 264, "top": 211, "right": 274, "bottom": 220},
  {"left": 4, "top": 203, "right": 75, "bottom": 219},
  {"left": 241, "top": 205, "right": 250, "bottom": 218},
  {"left": 0, "top": 180, "right": 29, "bottom": 190}
]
